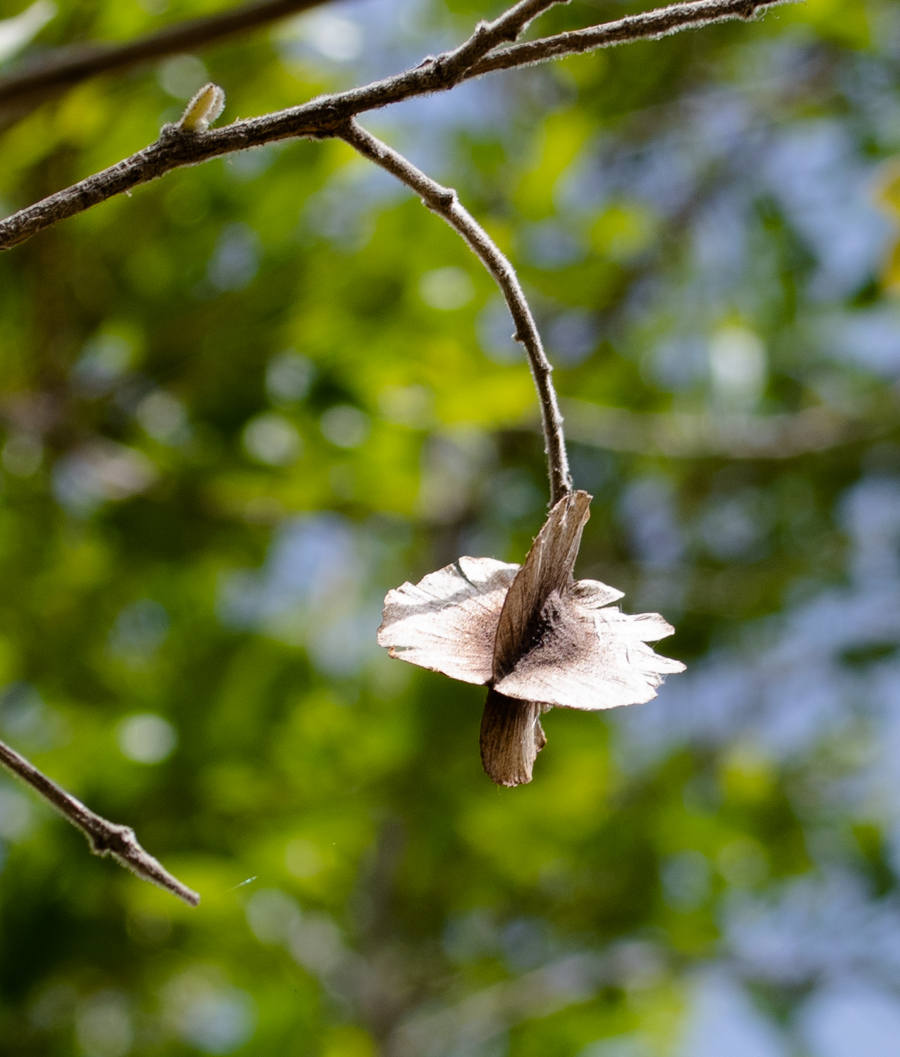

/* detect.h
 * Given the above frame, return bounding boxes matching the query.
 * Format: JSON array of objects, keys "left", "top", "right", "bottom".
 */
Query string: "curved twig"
[
  {"left": 0, "top": 738, "right": 200, "bottom": 906},
  {"left": 338, "top": 119, "right": 571, "bottom": 505},
  {"left": 0, "top": 0, "right": 794, "bottom": 253}
]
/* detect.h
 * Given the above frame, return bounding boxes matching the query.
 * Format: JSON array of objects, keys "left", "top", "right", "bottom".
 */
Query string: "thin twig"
[
  {"left": 414, "top": 0, "right": 566, "bottom": 77},
  {"left": 469, "top": 0, "right": 790, "bottom": 76},
  {"left": 0, "top": 0, "right": 559, "bottom": 250},
  {"left": 339, "top": 119, "right": 570, "bottom": 505},
  {"left": 0, "top": 0, "right": 795, "bottom": 252},
  {"left": 0, "top": 0, "right": 337, "bottom": 118},
  {"left": 0, "top": 738, "right": 200, "bottom": 906}
]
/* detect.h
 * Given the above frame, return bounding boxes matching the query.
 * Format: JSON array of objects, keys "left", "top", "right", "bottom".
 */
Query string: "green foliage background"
[{"left": 1, "top": 0, "right": 900, "bottom": 1054}]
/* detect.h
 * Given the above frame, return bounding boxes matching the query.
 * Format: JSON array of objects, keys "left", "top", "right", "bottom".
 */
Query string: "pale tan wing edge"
[
  {"left": 377, "top": 556, "right": 518, "bottom": 685},
  {"left": 570, "top": 578, "right": 624, "bottom": 608},
  {"left": 495, "top": 599, "right": 685, "bottom": 711},
  {"left": 479, "top": 689, "right": 548, "bottom": 787}
]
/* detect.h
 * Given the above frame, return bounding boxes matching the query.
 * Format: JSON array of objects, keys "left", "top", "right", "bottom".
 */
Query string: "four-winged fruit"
[{"left": 378, "top": 490, "right": 684, "bottom": 786}]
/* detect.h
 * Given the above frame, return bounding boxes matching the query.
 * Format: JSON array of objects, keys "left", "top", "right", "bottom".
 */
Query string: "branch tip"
[{"left": 0, "top": 738, "right": 200, "bottom": 907}]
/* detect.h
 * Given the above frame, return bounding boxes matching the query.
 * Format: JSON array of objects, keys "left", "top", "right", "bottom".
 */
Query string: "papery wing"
[
  {"left": 377, "top": 556, "right": 518, "bottom": 684},
  {"left": 479, "top": 689, "right": 548, "bottom": 787},
  {"left": 493, "top": 490, "right": 592, "bottom": 680},
  {"left": 494, "top": 593, "right": 685, "bottom": 711},
  {"left": 571, "top": 578, "right": 624, "bottom": 608}
]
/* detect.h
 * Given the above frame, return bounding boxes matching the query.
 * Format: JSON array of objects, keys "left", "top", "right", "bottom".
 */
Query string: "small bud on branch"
[{"left": 177, "top": 82, "right": 226, "bottom": 133}]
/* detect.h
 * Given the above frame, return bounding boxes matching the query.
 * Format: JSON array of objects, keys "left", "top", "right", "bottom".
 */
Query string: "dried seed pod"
[{"left": 378, "top": 490, "right": 685, "bottom": 786}]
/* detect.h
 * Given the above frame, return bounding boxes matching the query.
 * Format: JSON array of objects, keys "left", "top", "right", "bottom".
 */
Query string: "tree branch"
[
  {"left": 0, "top": 738, "right": 200, "bottom": 906},
  {"left": 468, "top": 0, "right": 791, "bottom": 77},
  {"left": 0, "top": 0, "right": 337, "bottom": 119},
  {"left": 0, "top": 0, "right": 795, "bottom": 253},
  {"left": 339, "top": 118, "right": 571, "bottom": 505}
]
